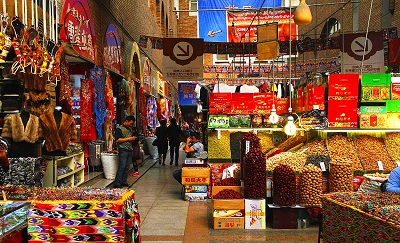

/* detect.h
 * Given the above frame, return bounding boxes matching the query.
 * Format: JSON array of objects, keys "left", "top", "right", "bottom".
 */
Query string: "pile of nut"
[
  {"left": 305, "top": 155, "right": 331, "bottom": 172},
  {"left": 326, "top": 135, "right": 363, "bottom": 171},
  {"left": 298, "top": 139, "right": 328, "bottom": 156},
  {"left": 329, "top": 160, "right": 354, "bottom": 192},
  {"left": 266, "top": 152, "right": 306, "bottom": 172},
  {"left": 272, "top": 131, "right": 288, "bottom": 146},
  {"left": 300, "top": 164, "right": 322, "bottom": 207},
  {"left": 243, "top": 147, "right": 266, "bottom": 199},
  {"left": 273, "top": 164, "right": 297, "bottom": 206},
  {"left": 385, "top": 133, "right": 400, "bottom": 163},
  {"left": 354, "top": 135, "right": 395, "bottom": 171},
  {"left": 208, "top": 130, "right": 231, "bottom": 159}
]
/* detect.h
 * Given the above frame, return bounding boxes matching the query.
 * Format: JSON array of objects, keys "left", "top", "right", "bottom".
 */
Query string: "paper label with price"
[
  {"left": 217, "top": 130, "right": 221, "bottom": 139},
  {"left": 377, "top": 161, "right": 384, "bottom": 171},
  {"left": 397, "top": 162, "right": 400, "bottom": 167},
  {"left": 245, "top": 141, "right": 250, "bottom": 154},
  {"left": 320, "top": 162, "right": 326, "bottom": 172}
]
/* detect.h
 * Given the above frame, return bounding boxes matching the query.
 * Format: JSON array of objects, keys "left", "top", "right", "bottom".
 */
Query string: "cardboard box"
[
  {"left": 361, "top": 73, "right": 391, "bottom": 101},
  {"left": 231, "top": 93, "right": 255, "bottom": 114},
  {"left": 184, "top": 185, "right": 208, "bottom": 193},
  {"left": 213, "top": 209, "right": 245, "bottom": 229},
  {"left": 213, "top": 199, "right": 244, "bottom": 210},
  {"left": 184, "top": 192, "right": 207, "bottom": 201},
  {"left": 327, "top": 100, "right": 358, "bottom": 128},
  {"left": 328, "top": 73, "right": 359, "bottom": 100},
  {"left": 359, "top": 106, "right": 387, "bottom": 128},
  {"left": 209, "top": 93, "right": 232, "bottom": 114},
  {"left": 244, "top": 199, "right": 266, "bottom": 229}
]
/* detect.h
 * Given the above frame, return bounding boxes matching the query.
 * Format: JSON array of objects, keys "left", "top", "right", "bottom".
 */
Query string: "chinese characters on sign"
[{"left": 60, "top": 0, "right": 96, "bottom": 63}]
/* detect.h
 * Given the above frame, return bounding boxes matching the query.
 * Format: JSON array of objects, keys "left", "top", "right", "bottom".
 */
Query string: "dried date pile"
[
  {"left": 243, "top": 147, "right": 266, "bottom": 199},
  {"left": 354, "top": 135, "right": 395, "bottom": 171},
  {"left": 266, "top": 151, "right": 306, "bottom": 172},
  {"left": 213, "top": 189, "right": 244, "bottom": 199},
  {"left": 300, "top": 164, "right": 322, "bottom": 207},
  {"left": 385, "top": 133, "right": 400, "bottom": 163},
  {"left": 273, "top": 164, "right": 297, "bottom": 206},
  {"left": 329, "top": 160, "right": 354, "bottom": 192},
  {"left": 326, "top": 135, "right": 363, "bottom": 171}
]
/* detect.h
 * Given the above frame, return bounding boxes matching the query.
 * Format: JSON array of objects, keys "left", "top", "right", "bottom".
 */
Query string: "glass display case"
[{"left": 0, "top": 202, "right": 29, "bottom": 240}]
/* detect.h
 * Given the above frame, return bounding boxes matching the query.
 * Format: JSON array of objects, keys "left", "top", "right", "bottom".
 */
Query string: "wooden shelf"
[{"left": 57, "top": 166, "right": 85, "bottom": 180}]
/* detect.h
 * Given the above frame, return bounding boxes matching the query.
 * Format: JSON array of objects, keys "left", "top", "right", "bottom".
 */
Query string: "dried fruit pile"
[
  {"left": 208, "top": 130, "right": 231, "bottom": 159},
  {"left": 300, "top": 164, "right": 322, "bottom": 207},
  {"left": 243, "top": 147, "right": 266, "bottom": 199},
  {"left": 266, "top": 152, "right": 306, "bottom": 172},
  {"left": 213, "top": 189, "right": 244, "bottom": 199},
  {"left": 385, "top": 133, "right": 400, "bottom": 163},
  {"left": 273, "top": 164, "right": 297, "bottom": 206},
  {"left": 326, "top": 135, "right": 363, "bottom": 171},
  {"left": 354, "top": 135, "right": 395, "bottom": 171},
  {"left": 329, "top": 160, "right": 354, "bottom": 192}
]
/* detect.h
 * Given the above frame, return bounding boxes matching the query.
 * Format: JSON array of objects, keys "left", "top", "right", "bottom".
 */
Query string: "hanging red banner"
[{"left": 59, "top": 0, "right": 97, "bottom": 63}]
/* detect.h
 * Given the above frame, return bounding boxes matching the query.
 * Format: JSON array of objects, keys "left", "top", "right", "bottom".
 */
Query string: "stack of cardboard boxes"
[{"left": 181, "top": 159, "right": 210, "bottom": 201}]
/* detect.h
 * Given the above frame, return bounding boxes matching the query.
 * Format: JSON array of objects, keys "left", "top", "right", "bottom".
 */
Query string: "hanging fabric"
[
  {"left": 58, "top": 59, "right": 72, "bottom": 114},
  {"left": 80, "top": 77, "right": 96, "bottom": 142},
  {"left": 90, "top": 66, "right": 106, "bottom": 139},
  {"left": 104, "top": 72, "right": 115, "bottom": 152}
]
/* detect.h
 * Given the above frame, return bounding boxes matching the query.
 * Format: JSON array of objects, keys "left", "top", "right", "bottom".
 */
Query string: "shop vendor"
[{"left": 386, "top": 167, "right": 400, "bottom": 193}]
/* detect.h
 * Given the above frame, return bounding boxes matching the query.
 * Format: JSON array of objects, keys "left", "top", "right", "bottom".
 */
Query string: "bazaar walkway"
[{"left": 84, "top": 149, "right": 320, "bottom": 243}]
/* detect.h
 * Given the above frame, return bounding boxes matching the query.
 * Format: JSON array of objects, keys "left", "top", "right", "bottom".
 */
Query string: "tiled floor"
[{"left": 85, "top": 150, "right": 321, "bottom": 242}]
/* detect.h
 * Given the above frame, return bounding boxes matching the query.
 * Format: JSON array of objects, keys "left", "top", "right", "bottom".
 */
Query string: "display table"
[
  {"left": 322, "top": 193, "right": 400, "bottom": 243},
  {"left": 0, "top": 187, "right": 142, "bottom": 243}
]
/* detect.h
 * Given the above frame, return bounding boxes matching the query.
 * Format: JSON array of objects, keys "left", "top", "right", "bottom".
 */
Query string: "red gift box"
[
  {"left": 253, "top": 92, "right": 273, "bottom": 114},
  {"left": 328, "top": 74, "right": 360, "bottom": 100},
  {"left": 327, "top": 100, "right": 358, "bottom": 128},
  {"left": 231, "top": 93, "right": 254, "bottom": 114},
  {"left": 210, "top": 93, "right": 232, "bottom": 114},
  {"left": 275, "top": 98, "right": 289, "bottom": 115}
]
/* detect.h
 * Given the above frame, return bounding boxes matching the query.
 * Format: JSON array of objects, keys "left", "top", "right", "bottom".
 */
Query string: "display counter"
[
  {"left": 0, "top": 202, "right": 30, "bottom": 242},
  {"left": 322, "top": 193, "right": 400, "bottom": 243}
]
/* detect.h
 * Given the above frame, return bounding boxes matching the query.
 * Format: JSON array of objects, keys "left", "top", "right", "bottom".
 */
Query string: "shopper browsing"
[
  {"left": 166, "top": 118, "right": 183, "bottom": 166},
  {"left": 155, "top": 120, "right": 168, "bottom": 165},
  {"left": 114, "top": 116, "right": 137, "bottom": 188},
  {"left": 386, "top": 167, "right": 400, "bottom": 193}
]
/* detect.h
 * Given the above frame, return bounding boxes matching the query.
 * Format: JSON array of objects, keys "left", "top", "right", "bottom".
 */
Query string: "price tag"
[
  {"left": 300, "top": 148, "right": 309, "bottom": 154},
  {"left": 253, "top": 129, "right": 257, "bottom": 135},
  {"left": 217, "top": 130, "right": 221, "bottom": 139},
  {"left": 320, "top": 162, "right": 326, "bottom": 172},
  {"left": 245, "top": 141, "right": 250, "bottom": 154},
  {"left": 397, "top": 162, "right": 400, "bottom": 167},
  {"left": 377, "top": 161, "right": 384, "bottom": 171}
]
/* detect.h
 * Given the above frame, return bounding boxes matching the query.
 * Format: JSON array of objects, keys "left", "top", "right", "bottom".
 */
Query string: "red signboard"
[
  {"left": 59, "top": 0, "right": 97, "bottom": 63},
  {"left": 231, "top": 93, "right": 254, "bottom": 114},
  {"left": 143, "top": 58, "right": 151, "bottom": 93},
  {"left": 103, "top": 24, "right": 122, "bottom": 74},
  {"left": 209, "top": 93, "right": 232, "bottom": 114}
]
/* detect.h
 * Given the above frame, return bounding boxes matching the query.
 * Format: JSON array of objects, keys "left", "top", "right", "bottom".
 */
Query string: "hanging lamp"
[{"left": 293, "top": 0, "right": 312, "bottom": 26}]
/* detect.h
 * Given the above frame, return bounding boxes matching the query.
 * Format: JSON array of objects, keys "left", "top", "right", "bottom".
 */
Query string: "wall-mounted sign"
[
  {"left": 178, "top": 82, "right": 197, "bottom": 106},
  {"left": 143, "top": 58, "right": 151, "bottom": 93},
  {"left": 103, "top": 24, "right": 122, "bottom": 74},
  {"left": 59, "top": 0, "right": 97, "bottom": 63},
  {"left": 157, "top": 71, "right": 165, "bottom": 96}
]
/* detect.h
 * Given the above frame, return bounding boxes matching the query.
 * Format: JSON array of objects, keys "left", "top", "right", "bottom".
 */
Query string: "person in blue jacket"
[{"left": 386, "top": 167, "right": 400, "bottom": 193}]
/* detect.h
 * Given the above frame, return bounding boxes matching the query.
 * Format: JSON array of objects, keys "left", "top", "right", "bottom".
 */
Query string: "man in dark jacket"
[{"left": 166, "top": 118, "right": 182, "bottom": 165}]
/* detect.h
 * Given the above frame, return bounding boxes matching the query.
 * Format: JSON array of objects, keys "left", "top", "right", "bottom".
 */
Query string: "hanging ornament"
[{"left": 293, "top": 0, "right": 312, "bottom": 26}]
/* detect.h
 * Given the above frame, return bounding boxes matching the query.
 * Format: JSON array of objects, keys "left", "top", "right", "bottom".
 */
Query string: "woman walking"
[{"left": 155, "top": 120, "right": 168, "bottom": 165}]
